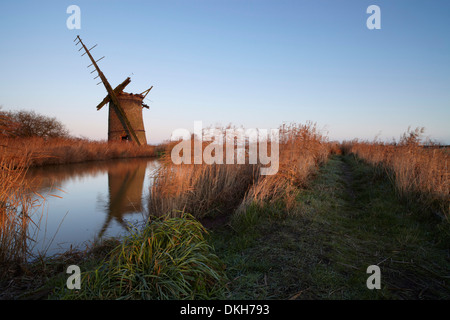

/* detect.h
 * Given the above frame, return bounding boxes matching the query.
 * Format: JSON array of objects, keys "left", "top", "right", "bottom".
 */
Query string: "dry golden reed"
[
  {"left": 343, "top": 128, "right": 449, "bottom": 218},
  {"left": 149, "top": 140, "right": 259, "bottom": 219},
  {"left": 149, "top": 122, "right": 331, "bottom": 219},
  {"left": 237, "top": 122, "right": 330, "bottom": 214},
  {"left": 0, "top": 150, "right": 42, "bottom": 274},
  {"left": 0, "top": 136, "right": 159, "bottom": 167}
]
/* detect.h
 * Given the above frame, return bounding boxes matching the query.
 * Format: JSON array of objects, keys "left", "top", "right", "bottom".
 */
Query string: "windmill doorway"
[{"left": 121, "top": 134, "right": 130, "bottom": 142}]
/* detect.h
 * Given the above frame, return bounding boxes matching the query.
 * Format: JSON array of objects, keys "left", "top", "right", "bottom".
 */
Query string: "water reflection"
[
  {"left": 25, "top": 158, "right": 159, "bottom": 257},
  {"left": 100, "top": 160, "right": 147, "bottom": 238}
]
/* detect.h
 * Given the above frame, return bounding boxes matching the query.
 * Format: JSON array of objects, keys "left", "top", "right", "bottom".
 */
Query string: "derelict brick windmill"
[{"left": 74, "top": 35, "right": 152, "bottom": 145}]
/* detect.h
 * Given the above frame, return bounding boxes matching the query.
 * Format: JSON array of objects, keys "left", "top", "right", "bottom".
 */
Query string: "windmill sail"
[{"left": 75, "top": 35, "right": 143, "bottom": 146}]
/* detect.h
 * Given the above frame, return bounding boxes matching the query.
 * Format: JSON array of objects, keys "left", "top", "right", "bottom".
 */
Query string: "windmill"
[{"left": 74, "top": 35, "right": 152, "bottom": 146}]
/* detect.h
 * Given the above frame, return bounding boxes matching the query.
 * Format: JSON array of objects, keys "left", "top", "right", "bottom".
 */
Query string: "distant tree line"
[{"left": 0, "top": 108, "right": 70, "bottom": 139}]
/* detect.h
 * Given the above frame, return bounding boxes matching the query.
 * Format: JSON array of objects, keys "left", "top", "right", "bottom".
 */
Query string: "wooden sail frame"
[{"left": 75, "top": 35, "right": 142, "bottom": 146}]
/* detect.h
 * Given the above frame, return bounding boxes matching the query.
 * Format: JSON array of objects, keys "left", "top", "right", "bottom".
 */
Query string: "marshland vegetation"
[{"left": 0, "top": 109, "right": 449, "bottom": 299}]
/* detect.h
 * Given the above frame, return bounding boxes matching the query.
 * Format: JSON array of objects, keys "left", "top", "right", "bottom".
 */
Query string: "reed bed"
[
  {"left": 149, "top": 122, "right": 331, "bottom": 220},
  {"left": 0, "top": 136, "right": 159, "bottom": 167},
  {"left": 343, "top": 128, "right": 449, "bottom": 218},
  {"left": 149, "top": 145, "right": 260, "bottom": 219},
  {"left": 236, "top": 122, "right": 330, "bottom": 214},
  {"left": 0, "top": 153, "right": 42, "bottom": 276},
  {"left": 1, "top": 114, "right": 40, "bottom": 276}
]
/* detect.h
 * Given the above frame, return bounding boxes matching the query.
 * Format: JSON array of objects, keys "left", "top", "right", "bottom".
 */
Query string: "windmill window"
[{"left": 121, "top": 134, "right": 129, "bottom": 141}]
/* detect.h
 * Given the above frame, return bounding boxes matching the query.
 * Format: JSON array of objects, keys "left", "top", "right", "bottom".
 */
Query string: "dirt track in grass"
[{"left": 211, "top": 154, "right": 450, "bottom": 299}]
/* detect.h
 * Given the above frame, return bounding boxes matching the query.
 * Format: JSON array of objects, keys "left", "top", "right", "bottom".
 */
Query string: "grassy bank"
[
  {"left": 2, "top": 123, "right": 449, "bottom": 300},
  {"left": 50, "top": 214, "right": 227, "bottom": 300},
  {"left": 342, "top": 130, "right": 449, "bottom": 218},
  {"left": 210, "top": 154, "right": 450, "bottom": 299},
  {"left": 2, "top": 153, "right": 449, "bottom": 300},
  {"left": 2, "top": 214, "right": 228, "bottom": 300},
  {"left": 2, "top": 122, "right": 332, "bottom": 299}
]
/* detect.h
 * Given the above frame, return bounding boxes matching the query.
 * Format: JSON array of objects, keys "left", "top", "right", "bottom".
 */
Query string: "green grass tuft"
[{"left": 54, "top": 213, "right": 228, "bottom": 300}]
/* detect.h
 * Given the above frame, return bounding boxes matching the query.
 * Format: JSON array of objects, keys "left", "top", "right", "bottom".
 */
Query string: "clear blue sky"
[{"left": 0, "top": 0, "right": 449, "bottom": 144}]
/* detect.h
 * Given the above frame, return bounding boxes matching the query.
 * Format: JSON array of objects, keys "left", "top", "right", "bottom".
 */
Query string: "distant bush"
[{"left": 0, "top": 109, "right": 70, "bottom": 139}]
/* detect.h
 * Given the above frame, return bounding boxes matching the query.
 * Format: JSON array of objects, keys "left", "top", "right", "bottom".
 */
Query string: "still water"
[{"left": 25, "top": 158, "right": 160, "bottom": 257}]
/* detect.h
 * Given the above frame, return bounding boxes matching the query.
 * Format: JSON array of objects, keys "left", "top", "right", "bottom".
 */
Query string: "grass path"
[{"left": 211, "top": 154, "right": 450, "bottom": 299}]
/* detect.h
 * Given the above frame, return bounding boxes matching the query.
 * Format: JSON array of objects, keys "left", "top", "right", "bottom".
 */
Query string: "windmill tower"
[{"left": 74, "top": 35, "right": 152, "bottom": 145}]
